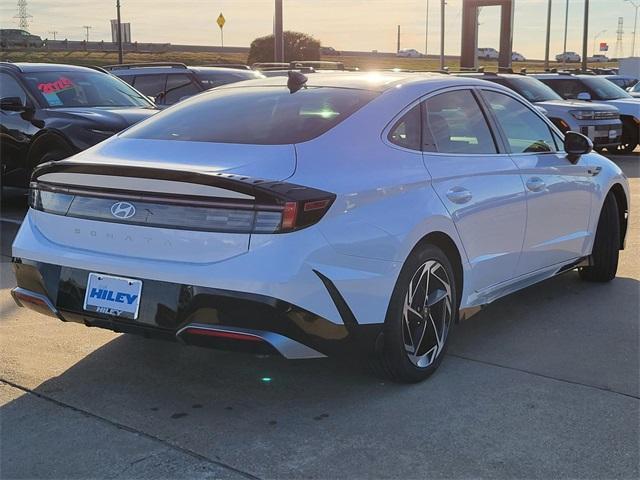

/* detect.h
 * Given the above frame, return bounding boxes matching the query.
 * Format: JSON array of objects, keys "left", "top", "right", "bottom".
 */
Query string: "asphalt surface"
[{"left": 1, "top": 154, "right": 638, "bottom": 479}]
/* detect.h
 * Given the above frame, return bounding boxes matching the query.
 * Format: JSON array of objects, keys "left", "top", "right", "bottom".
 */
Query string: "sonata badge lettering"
[{"left": 110, "top": 201, "right": 136, "bottom": 220}]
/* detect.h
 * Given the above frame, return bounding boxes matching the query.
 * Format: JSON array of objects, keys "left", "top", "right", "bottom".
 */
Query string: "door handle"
[
  {"left": 526, "top": 177, "right": 546, "bottom": 192},
  {"left": 446, "top": 187, "right": 472, "bottom": 204}
]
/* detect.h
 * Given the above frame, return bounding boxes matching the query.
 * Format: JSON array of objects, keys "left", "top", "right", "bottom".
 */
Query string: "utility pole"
[
  {"left": 49, "top": 30, "right": 58, "bottom": 40},
  {"left": 440, "top": 0, "right": 445, "bottom": 69},
  {"left": 626, "top": 0, "right": 639, "bottom": 57},
  {"left": 116, "top": 0, "right": 123, "bottom": 64},
  {"left": 83, "top": 25, "right": 92, "bottom": 42},
  {"left": 581, "top": 0, "right": 589, "bottom": 71},
  {"left": 15, "top": 0, "right": 32, "bottom": 30},
  {"left": 544, "top": 0, "right": 552, "bottom": 69},
  {"left": 425, "top": 0, "right": 429, "bottom": 56},
  {"left": 592, "top": 29, "right": 606, "bottom": 56},
  {"left": 562, "top": 0, "right": 569, "bottom": 66},
  {"left": 397, "top": 25, "right": 401, "bottom": 53},
  {"left": 274, "top": 0, "right": 284, "bottom": 62}
]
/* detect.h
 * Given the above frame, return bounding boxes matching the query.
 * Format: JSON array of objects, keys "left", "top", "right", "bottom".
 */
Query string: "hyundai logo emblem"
[{"left": 110, "top": 201, "right": 136, "bottom": 219}]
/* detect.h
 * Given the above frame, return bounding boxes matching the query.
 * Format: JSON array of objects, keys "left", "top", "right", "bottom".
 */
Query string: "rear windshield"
[
  {"left": 22, "top": 71, "right": 153, "bottom": 108},
  {"left": 193, "top": 69, "right": 263, "bottom": 88},
  {"left": 121, "top": 86, "right": 378, "bottom": 144}
]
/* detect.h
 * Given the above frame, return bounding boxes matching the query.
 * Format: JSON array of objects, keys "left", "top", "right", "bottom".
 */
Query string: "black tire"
[
  {"left": 371, "top": 244, "right": 458, "bottom": 383},
  {"left": 614, "top": 118, "right": 639, "bottom": 154},
  {"left": 579, "top": 193, "right": 620, "bottom": 282}
]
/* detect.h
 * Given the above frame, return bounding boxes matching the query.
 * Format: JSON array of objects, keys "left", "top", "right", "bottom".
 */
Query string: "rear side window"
[
  {"left": 482, "top": 90, "right": 556, "bottom": 153},
  {"left": 162, "top": 74, "right": 202, "bottom": 104},
  {"left": 423, "top": 90, "right": 497, "bottom": 154},
  {"left": 132, "top": 74, "right": 166, "bottom": 100},
  {"left": 122, "top": 86, "right": 378, "bottom": 145},
  {"left": 388, "top": 104, "right": 421, "bottom": 150}
]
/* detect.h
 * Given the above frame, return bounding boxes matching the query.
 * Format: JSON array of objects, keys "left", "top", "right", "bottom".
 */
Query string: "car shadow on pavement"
[{"left": 2, "top": 270, "right": 639, "bottom": 479}]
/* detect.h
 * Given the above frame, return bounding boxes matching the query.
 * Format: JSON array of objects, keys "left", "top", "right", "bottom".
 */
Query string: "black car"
[
  {"left": 0, "top": 62, "right": 158, "bottom": 188},
  {"left": 103, "top": 63, "right": 264, "bottom": 107}
]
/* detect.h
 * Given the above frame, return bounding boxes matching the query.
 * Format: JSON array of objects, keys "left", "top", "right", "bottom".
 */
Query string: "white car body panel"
[{"left": 12, "top": 73, "right": 630, "bottom": 339}]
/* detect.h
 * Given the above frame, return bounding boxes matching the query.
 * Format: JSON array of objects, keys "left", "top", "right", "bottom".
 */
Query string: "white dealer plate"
[{"left": 84, "top": 273, "right": 142, "bottom": 320}]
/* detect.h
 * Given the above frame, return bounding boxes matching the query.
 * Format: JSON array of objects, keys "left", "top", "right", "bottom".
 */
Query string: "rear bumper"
[{"left": 11, "top": 259, "right": 383, "bottom": 359}]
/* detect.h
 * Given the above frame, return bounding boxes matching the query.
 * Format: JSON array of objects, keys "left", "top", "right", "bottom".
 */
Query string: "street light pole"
[
  {"left": 440, "top": 0, "right": 445, "bottom": 70},
  {"left": 425, "top": 0, "right": 430, "bottom": 57},
  {"left": 562, "top": 0, "right": 569, "bottom": 66},
  {"left": 544, "top": 0, "right": 552, "bottom": 69},
  {"left": 581, "top": 0, "right": 589, "bottom": 72},
  {"left": 626, "top": 0, "right": 639, "bottom": 57},
  {"left": 116, "top": 0, "right": 123, "bottom": 63},
  {"left": 274, "top": 0, "right": 284, "bottom": 62}
]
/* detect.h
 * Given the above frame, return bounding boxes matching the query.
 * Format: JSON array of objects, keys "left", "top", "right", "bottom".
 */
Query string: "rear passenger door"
[
  {"left": 421, "top": 88, "right": 527, "bottom": 292},
  {"left": 479, "top": 88, "right": 595, "bottom": 275}
]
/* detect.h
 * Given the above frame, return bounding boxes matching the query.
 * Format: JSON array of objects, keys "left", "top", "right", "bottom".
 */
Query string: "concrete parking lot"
[{"left": 1, "top": 154, "right": 638, "bottom": 479}]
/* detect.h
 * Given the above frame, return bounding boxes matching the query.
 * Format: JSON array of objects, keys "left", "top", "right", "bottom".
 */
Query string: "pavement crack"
[
  {"left": 447, "top": 353, "right": 640, "bottom": 400},
  {"left": 0, "top": 378, "right": 262, "bottom": 480}
]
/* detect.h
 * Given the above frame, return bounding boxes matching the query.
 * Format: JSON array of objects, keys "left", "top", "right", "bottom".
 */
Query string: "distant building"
[{"left": 110, "top": 20, "right": 131, "bottom": 43}]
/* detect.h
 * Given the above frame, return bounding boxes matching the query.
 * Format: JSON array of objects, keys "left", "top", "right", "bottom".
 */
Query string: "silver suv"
[
  {"left": 533, "top": 73, "right": 640, "bottom": 154},
  {"left": 104, "top": 63, "right": 263, "bottom": 108},
  {"left": 457, "top": 73, "right": 622, "bottom": 151}
]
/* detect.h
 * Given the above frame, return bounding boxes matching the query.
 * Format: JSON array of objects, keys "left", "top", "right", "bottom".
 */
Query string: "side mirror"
[
  {"left": 0, "top": 96, "right": 26, "bottom": 111},
  {"left": 576, "top": 92, "right": 591, "bottom": 101},
  {"left": 564, "top": 131, "right": 593, "bottom": 162}
]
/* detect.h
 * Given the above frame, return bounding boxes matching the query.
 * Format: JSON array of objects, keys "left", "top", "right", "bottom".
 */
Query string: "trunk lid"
[{"left": 29, "top": 140, "right": 298, "bottom": 264}]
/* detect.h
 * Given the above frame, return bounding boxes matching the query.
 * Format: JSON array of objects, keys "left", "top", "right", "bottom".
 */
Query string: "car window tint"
[
  {"left": 132, "top": 74, "right": 167, "bottom": 101},
  {"left": 0, "top": 73, "right": 27, "bottom": 103},
  {"left": 423, "top": 90, "right": 497, "bottom": 154},
  {"left": 163, "top": 74, "right": 202, "bottom": 104},
  {"left": 482, "top": 90, "right": 556, "bottom": 154},
  {"left": 541, "top": 79, "right": 586, "bottom": 99},
  {"left": 122, "top": 86, "right": 378, "bottom": 145},
  {"left": 118, "top": 75, "right": 135, "bottom": 86},
  {"left": 388, "top": 104, "right": 421, "bottom": 150},
  {"left": 196, "top": 71, "right": 258, "bottom": 88},
  {"left": 22, "top": 71, "right": 151, "bottom": 108}
]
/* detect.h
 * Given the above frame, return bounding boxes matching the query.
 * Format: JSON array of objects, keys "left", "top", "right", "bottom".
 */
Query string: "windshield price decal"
[{"left": 37, "top": 77, "right": 75, "bottom": 95}]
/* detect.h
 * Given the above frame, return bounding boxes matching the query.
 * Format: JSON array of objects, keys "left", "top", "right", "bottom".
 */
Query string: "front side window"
[
  {"left": 423, "top": 90, "right": 497, "bottom": 154},
  {"left": 0, "top": 73, "right": 27, "bottom": 104},
  {"left": 482, "top": 90, "right": 556, "bottom": 154},
  {"left": 388, "top": 104, "right": 421, "bottom": 150},
  {"left": 122, "top": 86, "right": 378, "bottom": 145},
  {"left": 540, "top": 79, "right": 587, "bottom": 100},
  {"left": 22, "top": 70, "right": 152, "bottom": 108}
]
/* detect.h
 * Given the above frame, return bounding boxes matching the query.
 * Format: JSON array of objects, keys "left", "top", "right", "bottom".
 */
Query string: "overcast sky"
[{"left": 1, "top": 0, "right": 636, "bottom": 59}]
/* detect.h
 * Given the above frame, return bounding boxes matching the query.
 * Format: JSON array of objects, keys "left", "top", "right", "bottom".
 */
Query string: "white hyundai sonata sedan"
[{"left": 12, "top": 72, "right": 630, "bottom": 382}]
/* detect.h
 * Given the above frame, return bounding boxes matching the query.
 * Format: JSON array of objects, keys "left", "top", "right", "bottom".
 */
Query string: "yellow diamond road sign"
[{"left": 217, "top": 14, "right": 226, "bottom": 29}]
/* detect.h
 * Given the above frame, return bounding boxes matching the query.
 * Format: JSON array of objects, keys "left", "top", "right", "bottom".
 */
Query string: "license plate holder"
[{"left": 83, "top": 273, "right": 142, "bottom": 320}]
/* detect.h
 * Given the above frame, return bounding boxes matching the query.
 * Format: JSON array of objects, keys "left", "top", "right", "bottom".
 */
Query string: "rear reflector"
[{"left": 11, "top": 287, "right": 59, "bottom": 318}]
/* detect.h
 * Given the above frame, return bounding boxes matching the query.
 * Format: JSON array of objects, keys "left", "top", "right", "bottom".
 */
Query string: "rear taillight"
[{"left": 29, "top": 181, "right": 334, "bottom": 234}]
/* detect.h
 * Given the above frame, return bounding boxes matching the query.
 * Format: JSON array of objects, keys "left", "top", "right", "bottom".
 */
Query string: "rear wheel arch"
[{"left": 410, "top": 231, "right": 464, "bottom": 307}]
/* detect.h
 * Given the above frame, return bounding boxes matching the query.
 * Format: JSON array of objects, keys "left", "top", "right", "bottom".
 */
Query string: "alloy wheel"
[{"left": 402, "top": 260, "right": 453, "bottom": 368}]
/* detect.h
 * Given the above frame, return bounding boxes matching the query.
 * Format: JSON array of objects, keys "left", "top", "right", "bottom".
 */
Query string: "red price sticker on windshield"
[{"left": 38, "top": 77, "right": 75, "bottom": 94}]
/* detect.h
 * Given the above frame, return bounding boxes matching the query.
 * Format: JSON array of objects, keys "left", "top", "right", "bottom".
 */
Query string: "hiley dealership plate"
[{"left": 83, "top": 273, "right": 143, "bottom": 320}]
